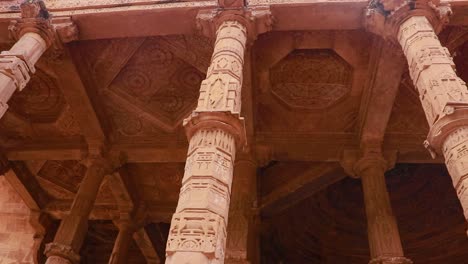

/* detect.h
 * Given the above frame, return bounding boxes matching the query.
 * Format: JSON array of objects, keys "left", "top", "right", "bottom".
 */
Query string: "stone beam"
[
  {"left": 133, "top": 227, "right": 161, "bottom": 264},
  {"left": 44, "top": 201, "right": 176, "bottom": 222},
  {"left": 5, "top": 161, "right": 49, "bottom": 210},
  {"left": 0, "top": 0, "right": 465, "bottom": 43},
  {"left": 260, "top": 163, "right": 344, "bottom": 217},
  {"left": 108, "top": 169, "right": 139, "bottom": 213},
  {"left": 5, "top": 137, "right": 87, "bottom": 161},
  {"left": 2, "top": 134, "right": 443, "bottom": 163},
  {"left": 358, "top": 37, "right": 406, "bottom": 146},
  {"left": 255, "top": 133, "right": 443, "bottom": 164},
  {"left": 51, "top": 49, "right": 106, "bottom": 147}
]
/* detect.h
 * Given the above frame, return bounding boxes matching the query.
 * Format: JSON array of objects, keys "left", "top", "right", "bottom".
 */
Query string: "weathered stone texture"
[{"left": 0, "top": 177, "right": 35, "bottom": 263}]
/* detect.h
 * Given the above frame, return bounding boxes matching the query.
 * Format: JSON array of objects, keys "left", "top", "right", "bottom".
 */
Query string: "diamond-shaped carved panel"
[
  {"left": 270, "top": 49, "right": 352, "bottom": 110},
  {"left": 108, "top": 37, "right": 205, "bottom": 132}
]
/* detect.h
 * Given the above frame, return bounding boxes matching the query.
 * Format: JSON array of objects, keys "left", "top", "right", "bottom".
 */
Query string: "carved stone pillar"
[
  {"left": 354, "top": 154, "right": 411, "bottom": 264},
  {"left": 225, "top": 157, "right": 258, "bottom": 264},
  {"left": 397, "top": 15, "right": 468, "bottom": 224},
  {"left": 108, "top": 218, "right": 135, "bottom": 264},
  {"left": 165, "top": 18, "right": 248, "bottom": 264},
  {"left": 44, "top": 157, "right": 114, "bottom": 264},
  {"left": 0, "top": 0, "right": 53, "bottom": 119},
  {"left": 365, "top": 0, "right": 468, "bottom": 231}
]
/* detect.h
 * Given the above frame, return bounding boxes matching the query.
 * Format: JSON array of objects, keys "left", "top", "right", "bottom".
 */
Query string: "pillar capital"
[
  {"left": 364, "top": 0, "right": 452, "bottom": 42},
  {"left": 9, "top": 1, "right": 78, "bottom": 51},
  {"left": 354, "top": 154, "right": 389, "bottom": 178},
  {"left": 341, "top": 145, "right": 396, "bottom": 178},
  {"left": 184, "top": 112, "right": 247, "bottom": 151},
  {"left": 44, "top": 242, "right": 80, "bottom": 264},
  {"left": 9, "top": 0, "right": 54, "bottom": 48},
  {"left": 196, "top": 6, "right": 273, "bottom": 43},
  {"left": 81, "top": 149, "right": 126, "bottom": 175}
]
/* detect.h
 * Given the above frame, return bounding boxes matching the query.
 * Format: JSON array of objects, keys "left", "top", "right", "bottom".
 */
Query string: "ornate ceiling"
[{"left": 0, "top": 10, "right": 467, "bottom": 263}]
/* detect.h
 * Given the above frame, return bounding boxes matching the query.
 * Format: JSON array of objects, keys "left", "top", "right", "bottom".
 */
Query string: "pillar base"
[
  {"left": 45, "top": 256, "right": 73, "bottom": 264},
  {"left": 44, "top": 242, "right": 80, "bottom": 264},
  {"left": 369, "top": 256, "right": 413, "bottom": 264}
]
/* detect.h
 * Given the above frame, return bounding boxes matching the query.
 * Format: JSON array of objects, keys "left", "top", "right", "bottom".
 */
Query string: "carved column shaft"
[
  {"left": 355, "top": 158, "right": 411, "bottom": 264},
  {"left": 398, "top": 16, "right": 468, "bottom": 221},
  {"left": 226, "top": 159, "right": 257, "bottom": 264},
  {"left": 108, "top": 220, "right": 134, "bottom": 264},
  {"left": 0, "top": 32, "right": 48, "bottom": 118},
  {"left": 166, "top": 19, "right": 247, "bottom": 264},
  {"left": 45, "top": 158, "right": 110, "bottom": 264}
]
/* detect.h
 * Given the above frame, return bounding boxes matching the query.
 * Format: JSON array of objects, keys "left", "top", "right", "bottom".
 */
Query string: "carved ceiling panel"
[
  {"left": 386, "top": 74, "right": 429, "bottom": 134},
  {"left": 270, "top": 49, "right": 352, "bottom": 110},
  {"left": 262, "top": 164, "right": 468, "bottom": 263},
  {"left": 37, "top": 160, "right": 86, "bottom": 198},
  {"left": 99, "top": 36, "right": 209, "bottom": 133},
  {"left": 9, "top": 69, "right": 65, "bottom": 123},
  {"left": 126, "top": 163, "right": 183, "bottom": 204},
  {"left": 253, "top": 31, "right": 367, "bottom": 135},
  {"left": 0, "top": 65, "right": 80, "bottom": 141},
  {"left": 454, "top": 39, "right": 468, "bottom": 84}
]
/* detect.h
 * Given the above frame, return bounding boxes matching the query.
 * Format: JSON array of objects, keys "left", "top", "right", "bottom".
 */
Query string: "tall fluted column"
[
  {"left": 397, "top": 15, "right": 468, "bottom": 223},
  {"left": 165, "top": 19, "right": 248, "bottom": 264},
  {"left": 226, "top": 158, "right": 258, "bottom": 264},
  {"left": 108, "top": 218, "right": 134, "bottom": 264},
  {"left": 354, "top": 155, "right": 411, "bottom": 264},
  {"left": 44, "top": 157, "right": 114, "bottom": 264},
  {"left": 0, "top": 0, "right": 53, "bottom": 119}
]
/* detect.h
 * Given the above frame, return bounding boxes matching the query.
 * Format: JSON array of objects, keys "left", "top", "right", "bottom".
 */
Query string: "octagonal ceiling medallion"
[{"left": 270, "top": 49, "right": 352, "bottom": 110}]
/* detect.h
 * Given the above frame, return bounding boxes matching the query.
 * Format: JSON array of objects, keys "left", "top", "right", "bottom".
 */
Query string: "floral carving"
[
  {"left": 8, "top": 68, "right": 65, "bottom": 122},
  {"left": 270, "top": 49, "right": 352, "bottom": 110},
  {"left": 108, "top": 37, "right": 204, "bottom": 131}
]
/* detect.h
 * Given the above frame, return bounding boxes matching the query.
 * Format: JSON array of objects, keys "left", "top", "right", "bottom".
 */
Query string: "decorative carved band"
[
  {"left": 369, "top": 256, "right": 413, "bottom": 264},
  {"left": 44, "top": 242, "right": 80, "bottom": 264}
]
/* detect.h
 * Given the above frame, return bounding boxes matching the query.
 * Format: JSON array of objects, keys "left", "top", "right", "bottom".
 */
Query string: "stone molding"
[
  {"left": 369, "top": 256, "right": 413, "bottom": 264},
  {"left": 44, "top": 242, "right": 80, "bottom": 264}
]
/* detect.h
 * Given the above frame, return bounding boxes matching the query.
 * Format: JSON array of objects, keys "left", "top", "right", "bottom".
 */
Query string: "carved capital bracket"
[
  {"left": 81, "top": 145, "right": 127, "bottom": 175},
  {"left": 44, "top": 242, "right": 81, "bottom": 264},
  {"left": 184, "top": 111, "right": 247, "bottom": 150},
  {"left": 364, "top": 0, "right": 452, "bottom": 42},
  {"left": 196, "top": 6, "right": 273, "bottom": 43},
  {"left": 9, "top": 1, "right": 78, "bottom": 50},
  {"left": 9, "top": 0, "right": 54, "bottom": 47},
  {"left": 341, "top": 144, "right": 397, "bottom": 178}
]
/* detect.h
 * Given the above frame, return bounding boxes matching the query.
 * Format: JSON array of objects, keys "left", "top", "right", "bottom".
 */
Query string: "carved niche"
[{"left": 270, "top": 49, "right": 352, "bottom": 110}]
